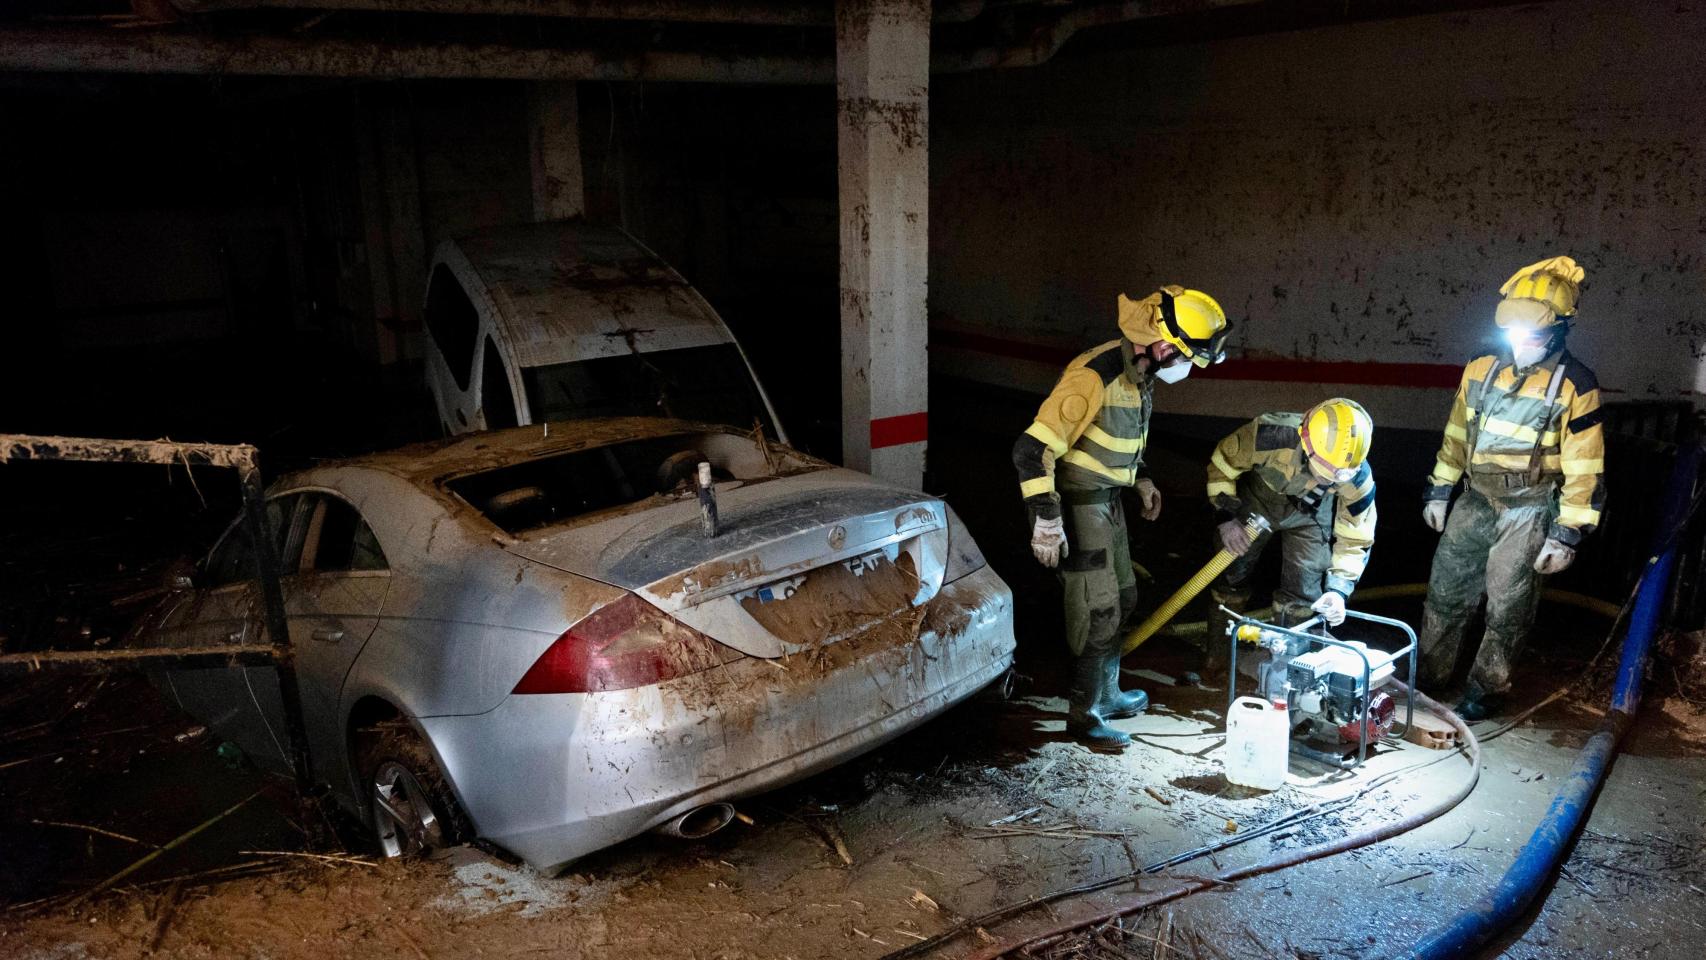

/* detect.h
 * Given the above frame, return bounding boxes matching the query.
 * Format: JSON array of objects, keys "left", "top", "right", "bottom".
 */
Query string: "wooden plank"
[{"left": 0, "top": 644, "right": 277, "bottom": 674}]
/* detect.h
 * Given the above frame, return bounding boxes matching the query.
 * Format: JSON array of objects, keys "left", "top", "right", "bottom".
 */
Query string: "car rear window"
[
  {"left": 447, "top": 431, "right": 800, "bottom": 534},
  {"left": 520, "top": 343, "right": 773, "bottom": 434}
]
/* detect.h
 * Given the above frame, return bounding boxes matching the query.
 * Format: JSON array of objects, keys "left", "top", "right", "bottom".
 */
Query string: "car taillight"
[{"left": 512, "top": 594, "right": 726, "bottom": 694}]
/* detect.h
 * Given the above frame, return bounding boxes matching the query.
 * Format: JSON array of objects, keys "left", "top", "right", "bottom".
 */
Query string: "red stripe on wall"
[
  {"left": 933, "top": 329, "right": 1079, "bottom": 367},
  {"left": 870, "top": 411, "right": 928, "bottom": 449},
  {"left": 930, "top": 329, "right": 1463, "bottom": 389},
  {"left": 1204, "top": 358, "right": 1464, "bottom": 389}
]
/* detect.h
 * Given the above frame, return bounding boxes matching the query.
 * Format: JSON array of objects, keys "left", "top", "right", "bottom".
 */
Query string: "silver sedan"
[{"left": 143, "top": 418, "right": 1015, "bottom": 873}]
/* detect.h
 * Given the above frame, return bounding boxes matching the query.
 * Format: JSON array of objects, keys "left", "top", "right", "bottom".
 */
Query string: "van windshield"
[{"left": 522, "top": 343, "right": 773, "bottom": 433}]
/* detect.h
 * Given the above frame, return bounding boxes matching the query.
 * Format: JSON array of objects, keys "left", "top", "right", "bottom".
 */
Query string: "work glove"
[
  {"left": 1533, "top": 539, "right": 1575, "bottom": 575},
  {"left": 1135, "top": 478, "right": 1162, "bottom": 521},
  {"left": 1217, "top": 519, "right": 1252, "bottom": 557},
  {"left": 1422, "top": 500, "right": 1448, "bottom": 533},
  {"left": 1311, "top": 591, "right": 1347, "bottom": 627},
  {"left": 1031, "top": 516, "right": 1067, "bottom": 568}
]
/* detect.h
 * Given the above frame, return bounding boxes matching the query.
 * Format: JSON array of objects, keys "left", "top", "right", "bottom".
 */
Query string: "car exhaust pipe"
[{"left": 653, "top": 803, "right": 736, "bottom": 840}]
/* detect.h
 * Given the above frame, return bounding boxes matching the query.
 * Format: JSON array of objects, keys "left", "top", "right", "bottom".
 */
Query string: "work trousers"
[
  {"left": 1207, "top": 475, "right": 1337, "bottom": 655},
  {"left": 1418, "top": 484, "right": 1554, "bottom": 696},
  {"left": 1059, "top": 490, "right": 1140, "bottom": 728}
]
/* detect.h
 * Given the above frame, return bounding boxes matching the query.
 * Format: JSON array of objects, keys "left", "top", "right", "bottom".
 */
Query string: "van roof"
[{"left": 440, "top": 220, "right": 733, "bottom": 370}]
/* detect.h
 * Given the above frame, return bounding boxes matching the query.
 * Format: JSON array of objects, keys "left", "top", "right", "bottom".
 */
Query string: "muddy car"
[
  {"left": 423, "top": 220, "right": 785, "bottom": 440},
  {"left": 143, "top": 419, "right": 1014, "bottom": 873}
]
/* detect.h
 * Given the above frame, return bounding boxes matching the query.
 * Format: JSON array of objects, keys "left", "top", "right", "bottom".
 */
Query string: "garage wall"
[
  {"left": 928, "top": 0, "right": 1706, "bottom": 435},
  {"left": 0, "top": 79, "right": 531, "bottom": 456}
]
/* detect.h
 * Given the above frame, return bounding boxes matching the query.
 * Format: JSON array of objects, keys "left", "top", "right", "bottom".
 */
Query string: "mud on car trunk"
[{"left": 439, "top": 425, "right": 950, "bottom": 659}]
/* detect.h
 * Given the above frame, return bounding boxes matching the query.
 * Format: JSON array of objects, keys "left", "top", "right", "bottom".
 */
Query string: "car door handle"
[{"left": 311, "top": 628, "right": 345, "bottom": 643}]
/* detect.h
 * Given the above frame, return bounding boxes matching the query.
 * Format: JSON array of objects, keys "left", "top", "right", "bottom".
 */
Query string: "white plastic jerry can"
[{"left": 1225, "top": 696, "right": 1289, "bottom": 790}]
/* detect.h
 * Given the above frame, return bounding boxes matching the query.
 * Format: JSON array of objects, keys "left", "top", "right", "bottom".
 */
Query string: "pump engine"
[{"left": 1232, "top": 620, "right": 1408, "bottom": 761}]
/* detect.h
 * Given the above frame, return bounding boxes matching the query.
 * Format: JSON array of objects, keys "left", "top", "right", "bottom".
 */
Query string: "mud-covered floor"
[{"left": 3, "top": 594, "right": 1704, "bottom": 960}]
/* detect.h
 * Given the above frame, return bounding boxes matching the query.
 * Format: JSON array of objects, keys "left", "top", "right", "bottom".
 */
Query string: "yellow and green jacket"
[
  {"left": 1424, "top": 350, "right": 1605, "bottom": 547},
  {"left": 1013, "top": 339, "right": 1153, "bottom": 521},
  {"left": 1206, "top": 412, "right": 1377, "bottom": 597}
]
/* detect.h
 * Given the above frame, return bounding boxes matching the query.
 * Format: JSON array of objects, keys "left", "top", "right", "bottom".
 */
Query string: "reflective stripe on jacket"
[
  {"left": 1425, "top": 350, "right": 1605, "bottom": 546},
  {"left": 1013, "top": 339, "right": 1153, "bottom": 521},
  {"left": 1206, "top": 412, "right": 1377, "bottom": 596}
]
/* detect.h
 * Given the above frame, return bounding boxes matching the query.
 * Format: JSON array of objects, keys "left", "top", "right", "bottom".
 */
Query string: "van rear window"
[
  {"left": 521, "top": 343, "right": 772, "bottom": 434},
  {"left": 447, "top": 432, "right": 768, "bottom": 534}
]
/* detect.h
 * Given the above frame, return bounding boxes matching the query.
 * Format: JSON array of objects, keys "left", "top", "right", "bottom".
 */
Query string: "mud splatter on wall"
[{"left": 929, "top": 0, "right": 1706, "bottom": 418}]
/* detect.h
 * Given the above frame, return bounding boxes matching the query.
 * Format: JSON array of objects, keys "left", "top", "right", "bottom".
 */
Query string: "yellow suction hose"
[
  {"left": 1126, "top": 580, "right": 1622, "bottom": 645},
  {"left": 1121, "top": 514, "right": 1270, "bottom": 655}
]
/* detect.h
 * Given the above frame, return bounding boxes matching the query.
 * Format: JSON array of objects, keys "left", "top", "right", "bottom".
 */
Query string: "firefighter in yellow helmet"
[
  {"left": 1013, "top": 286, "right": 1230, "bottom": 749},
  {"left": 1417, "top": 256, "right": 1606, "bottom": 720},
  {"left": 1199, "top": 399, "right": 1378, "bottom": 676}
]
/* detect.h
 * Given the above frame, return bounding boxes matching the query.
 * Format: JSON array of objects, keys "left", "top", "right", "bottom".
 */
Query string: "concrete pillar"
[
  {"left": 836, "top": 0, "right": 929, "bottom": 487},
  {"left": 528, "top": 81, "right": 584, "bottom": 221}
]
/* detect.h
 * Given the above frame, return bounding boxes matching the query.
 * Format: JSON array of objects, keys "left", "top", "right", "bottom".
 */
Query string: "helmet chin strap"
[{"left": 1141, "top": 341, "right": 1191, "bottom": 383}]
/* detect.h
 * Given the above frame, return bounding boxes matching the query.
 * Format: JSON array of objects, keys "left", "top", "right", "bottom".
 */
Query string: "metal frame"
[
  {"left": 1224, "top": 608, "right": 1417, "bottom": 770},
  {"left": 0, "top": 433, "right": 315, "bottom": 808}
]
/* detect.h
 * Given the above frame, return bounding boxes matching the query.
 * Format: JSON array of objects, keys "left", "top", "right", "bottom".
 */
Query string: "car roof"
[
  {"left": 299, "top": 417, "right": 733, "bottom": 489},
  {"left": 443, "top": 220, "right": 734, "bottom": 370}
]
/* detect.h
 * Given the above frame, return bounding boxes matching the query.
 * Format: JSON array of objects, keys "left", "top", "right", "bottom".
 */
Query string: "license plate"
[{"left": 747, "top": 551, "right": 886, "bottom": 604}]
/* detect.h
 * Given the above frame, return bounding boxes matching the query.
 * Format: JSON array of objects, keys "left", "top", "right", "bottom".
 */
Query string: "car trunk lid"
[{"left": 498, "top": 476, "right": 948, "bottom": 658}]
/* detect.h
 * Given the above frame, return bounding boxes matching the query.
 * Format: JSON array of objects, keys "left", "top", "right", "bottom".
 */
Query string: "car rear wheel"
[{"left": 356, "top": 722, "right": 467, "bottom": 858}]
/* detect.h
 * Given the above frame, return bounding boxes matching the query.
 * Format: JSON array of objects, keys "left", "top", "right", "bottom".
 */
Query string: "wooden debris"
[
  {"left": 1027, "top": 756, "right": 1061, "bottom": 790},
  {"left": 1144, "top": 787, "right": 1172, "bottom": 807},
  {"left": 824, "top": 821, "right": 855, "bottom": 866},
  {"left": 238, "top": 850, "right": 379, "bottom": 867},
  {"left": 30, "top": 819, "right": 158, "bottom": 848},
  {"left": 73, "top": 789, "right": 265, "bottom": 903},
  {"left": 145, "top": 880, "right": 184, "bottom": 954},
  {"left": 987, "top": 806, "right": 1043, "bottom": 827}
]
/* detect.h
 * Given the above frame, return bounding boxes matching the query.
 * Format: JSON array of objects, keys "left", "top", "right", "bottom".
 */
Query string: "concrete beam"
[
  {"left": 0, "top": 25, "right": 834, "bottom": 83},
  {"left": 171, "top": 0, "right": 837, "bottom": 25},
  {"left": 166, "top": 0, "right": 992, "bottom": 26},
  {"left": 0, "top": 3, "right": 1267, "bottom": 80},
  {"left": 836, "top": 0, "right": 929, "bottom": 487},
  {"left": 527, "top": 82, "right": 585, "bottom": 221}
]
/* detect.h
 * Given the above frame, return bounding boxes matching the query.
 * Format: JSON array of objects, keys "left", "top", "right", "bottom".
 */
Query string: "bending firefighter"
[
  {"left": 1013, "top": 286, "right": 1230, "bottom": 749},
  {"left": 1418, "top": 256, "right": 1606, "bottom": 720},
  {"left": 1201, "top": 399, "right": 1378, "bottom": 675}
]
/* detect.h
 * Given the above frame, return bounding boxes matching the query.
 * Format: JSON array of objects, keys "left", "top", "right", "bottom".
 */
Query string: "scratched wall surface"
[{"left": 929, "top": 0, "right": 1706, "bottom": 419}]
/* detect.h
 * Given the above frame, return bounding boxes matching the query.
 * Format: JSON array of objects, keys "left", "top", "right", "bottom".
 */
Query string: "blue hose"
[{"left": 1396, "top": 440, "right": 1700, "bottom": 960}]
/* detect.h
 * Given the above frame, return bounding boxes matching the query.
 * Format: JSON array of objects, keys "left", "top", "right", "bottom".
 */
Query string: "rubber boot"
[
  {"left": 1455, "top": 681, "right": 1501, "bottom": 722},
  {"left": 1099, "top": 651, "right": 1149, "bottom": 719},
  {"left": 1066, "top": 654, "right": 1131, "bottom": 749},
  {"left": 1193, "top": 588, "right": 1245, "bottom": 684}
]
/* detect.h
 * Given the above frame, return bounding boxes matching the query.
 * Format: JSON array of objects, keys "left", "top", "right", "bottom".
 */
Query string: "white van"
[{"left": 422, "top": 220, "right": 785, "bottom": 441}]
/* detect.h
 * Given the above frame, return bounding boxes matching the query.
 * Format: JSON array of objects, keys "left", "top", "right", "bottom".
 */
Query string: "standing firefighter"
[
  {"left": 1014, "top": 286, "right": 1230, "bottom": 749},
  {"left": 1202, "top": 399, "right": 1378, "bottom": 673},
  {"left": 1417, "top": 256, "right": 1605, "bottom": 720}
]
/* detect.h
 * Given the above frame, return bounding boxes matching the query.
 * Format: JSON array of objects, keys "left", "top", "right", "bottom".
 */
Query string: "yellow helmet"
[
  {"left": 1495, "top": 256, "right": 1584, "bottom": 330},
  {"left": 1300, "top": 398, "right": 1373, "bottom": 481},
  {"left": 1156, "top": 288, "right": 1231, "bottom": 368}
]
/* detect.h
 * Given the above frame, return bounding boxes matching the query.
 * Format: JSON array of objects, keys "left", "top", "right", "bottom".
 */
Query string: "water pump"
[{"left": 1224, "top": 608, "right": 1418, "bottom": 769}]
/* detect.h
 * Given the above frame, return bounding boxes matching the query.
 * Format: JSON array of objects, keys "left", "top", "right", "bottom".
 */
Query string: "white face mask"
[
  {"left": 1512, "top": 344, "right": 1549, "bottom": 368},
  {"left": 1505, "top": 325, "right": 1553, "bottom": 368},
  {"left": 1155, "top": 362, "right": 1191, "bottom": 384}
]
